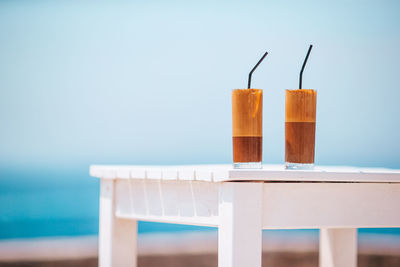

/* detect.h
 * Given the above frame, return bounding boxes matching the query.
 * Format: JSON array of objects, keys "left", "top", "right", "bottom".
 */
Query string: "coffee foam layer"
[
  {"left": 285, "top": 89, "right": 317, "bottom": 122},
  {"left": 232, "top": 89, "right": 262, "bottom": 137}
]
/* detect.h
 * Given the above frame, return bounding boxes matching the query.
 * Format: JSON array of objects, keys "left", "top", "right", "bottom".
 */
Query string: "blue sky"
[{"left": 1, "top": 0, "right": 400, "bottom": 168}]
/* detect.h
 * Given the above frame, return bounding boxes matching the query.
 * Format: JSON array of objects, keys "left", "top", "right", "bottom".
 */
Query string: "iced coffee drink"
[
  {"left": 232, "top": 89, "right": 263, "bottom": 169},
  {"left": 285, "top": 89, "right": 316, "bottom": 169}
]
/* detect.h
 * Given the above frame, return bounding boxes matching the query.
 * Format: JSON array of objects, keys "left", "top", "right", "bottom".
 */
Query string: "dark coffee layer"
[
  {"left": 233, "top": 136, "right": 262, "bottom": 163},
  {"left": 285, "top": 122, "right": 315, "bottom": 164}
]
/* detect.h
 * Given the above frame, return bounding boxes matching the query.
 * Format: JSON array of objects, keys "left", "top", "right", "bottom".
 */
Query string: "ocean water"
[{"left": 0, "top": 166, "right": 399, "bottom": 240}]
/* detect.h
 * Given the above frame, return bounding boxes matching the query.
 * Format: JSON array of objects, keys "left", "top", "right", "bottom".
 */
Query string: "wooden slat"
[
  {"left": 90, "top": 164, "right": 400, "bottom": 183},
  {"left": 90, "top": 165, "right": 230, "bottom": 181},
  {"left": 229, "top": 165, "right": 400, "bottom": 183},
  {"left": 261, "top": 183, "right": 400, "bottom": 229}
]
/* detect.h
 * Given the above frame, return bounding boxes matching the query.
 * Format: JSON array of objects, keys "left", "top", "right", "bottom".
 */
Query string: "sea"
[{"left": 1, "top": 165, "right": 399, "bottom": 240}]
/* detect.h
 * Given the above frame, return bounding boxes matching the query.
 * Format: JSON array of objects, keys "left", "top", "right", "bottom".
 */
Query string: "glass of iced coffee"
[
  {"left": 232, "top": 89, "right": 263, "bottom": 169},
  {"left": 285, "top": 89, "right": 316, "bottom": 169},
  {"left": 232, "top": 50, "right": 268, "bottom": 169}
]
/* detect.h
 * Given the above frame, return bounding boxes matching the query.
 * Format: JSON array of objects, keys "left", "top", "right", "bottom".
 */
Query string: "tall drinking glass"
[
  {"left": 232, "top": 89, "right": 263, "bottom": 169},
  {"left": 285, "top": 89, "right": 317, "bottom": 170}
]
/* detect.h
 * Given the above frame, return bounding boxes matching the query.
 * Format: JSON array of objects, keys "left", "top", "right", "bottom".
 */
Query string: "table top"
[{"left": 90, "top": 164, "right": 400, "bottom": 183}]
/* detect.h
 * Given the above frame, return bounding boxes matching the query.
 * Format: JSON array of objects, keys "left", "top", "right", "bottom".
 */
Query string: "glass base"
[
  {"left": 233, "top": 162, "right": 262, "bottom": 169},
  {"left": 285, "top": 162, "right": 314, "bottom": 170}
]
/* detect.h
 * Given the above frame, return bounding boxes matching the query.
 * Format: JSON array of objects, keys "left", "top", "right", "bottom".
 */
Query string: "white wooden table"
[{"left": 90, "top": 164, "right": 400, "bottom": 267}]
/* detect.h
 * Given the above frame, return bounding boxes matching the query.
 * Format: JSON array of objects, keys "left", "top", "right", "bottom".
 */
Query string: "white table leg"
[
  {"left": 319, "top": 228, "right": 357, "bottom": 267},
  {"left": 99, "top": 179, "right": 137, "bottom": 267},
  {"left": 218, "top": 182, "right": 263, "bottom": 267}
]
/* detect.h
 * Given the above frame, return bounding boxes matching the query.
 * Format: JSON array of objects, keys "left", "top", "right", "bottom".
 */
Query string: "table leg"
[
  {"left": 99, "top": 179, "right": 137, "bottom": 267},
  {"left": 319, "top": 228, "right": 357, "bottom": 267},
  {"left": 218, "top": 182, "right": 263, "bottom": 267}
]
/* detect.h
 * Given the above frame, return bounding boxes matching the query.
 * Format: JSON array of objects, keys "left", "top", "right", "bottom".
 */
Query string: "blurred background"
[{"left": 0, "top": 0, "right": 400, "bottom": 266}]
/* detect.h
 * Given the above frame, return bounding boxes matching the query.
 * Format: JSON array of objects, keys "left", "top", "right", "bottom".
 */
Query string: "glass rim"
[
  {"left": 285, "top": 89, "right": 316, "bottom": 92},
  {"left": 232, "top": 88, "right": 263, "bottom": 91}
]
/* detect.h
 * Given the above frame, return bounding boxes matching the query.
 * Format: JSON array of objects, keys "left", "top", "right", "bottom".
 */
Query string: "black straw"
[
  {"left": 299, "top": 44, "right": 313, "bottom": 89},
  {"left": 248, "top": 50, "right": 268, "bottom": 89}
]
